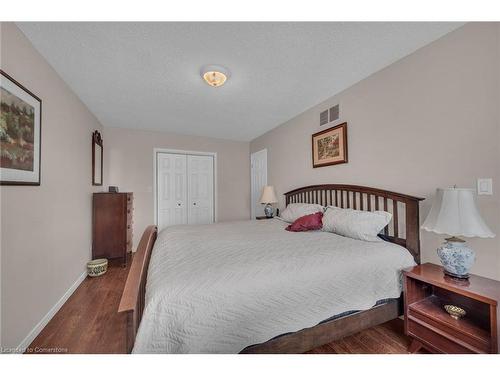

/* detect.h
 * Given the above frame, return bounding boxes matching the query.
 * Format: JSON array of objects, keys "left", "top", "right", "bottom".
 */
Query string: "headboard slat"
[
  {"left": 383, "top": 197, "right": 389, "bottom": 235},
  {"left": 284, "top": 184, "right": 424, "bottom": 263},
  {"left": 393, "top": 200, "right": 399, "bottom": 238}
]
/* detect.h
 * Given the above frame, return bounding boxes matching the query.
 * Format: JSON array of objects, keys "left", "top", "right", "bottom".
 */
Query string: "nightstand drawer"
[{"left": 407, "top": 318, "right": 480, "bottom": 354}]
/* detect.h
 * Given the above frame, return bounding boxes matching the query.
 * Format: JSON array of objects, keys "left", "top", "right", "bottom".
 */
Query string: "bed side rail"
[{"left": 118, "top": 225, "right": 157, "bottom": 353}]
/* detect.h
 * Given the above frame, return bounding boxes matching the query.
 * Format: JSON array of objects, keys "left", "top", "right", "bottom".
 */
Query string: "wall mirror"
[{"left": 92, "top": 130, "right": 103, "bottom": 186}]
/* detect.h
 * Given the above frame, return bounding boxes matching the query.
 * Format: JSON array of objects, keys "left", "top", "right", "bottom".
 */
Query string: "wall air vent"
[
  {"left": 320, "top": 104, "right": 340, "bottom": 126},
  {"left": 329, "top": 104, "right": 339, "bottom": 122},
  {"left": 320, "top": 110, "right": 329, "bottom": 126}
]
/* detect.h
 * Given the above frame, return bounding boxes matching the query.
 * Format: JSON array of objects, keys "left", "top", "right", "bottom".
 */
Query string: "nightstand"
[
  {"left": 403, "top": 263, "right": 500, "bottom": 354},
  {"left": 255, "top": 216, "right": 273, "bottom": 220}
]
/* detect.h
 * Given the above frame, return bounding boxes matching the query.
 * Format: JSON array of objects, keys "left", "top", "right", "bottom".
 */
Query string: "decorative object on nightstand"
[
  {"left": 444, "top": 304, "right": 466, "bottom": 320},
  {"left": 421, "top": 187, "right": 495, "bottom": 279},
  {"left": 259, "top": 185, "right": 278, "bottom": 218},
  {"left": 403, "top": 263, "right": 500, "bottom": 353}
]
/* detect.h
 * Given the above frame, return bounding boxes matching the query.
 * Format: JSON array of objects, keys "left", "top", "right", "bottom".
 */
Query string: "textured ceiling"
[{"left": 17, "top": 22, "right": 463, "bottom": 141}]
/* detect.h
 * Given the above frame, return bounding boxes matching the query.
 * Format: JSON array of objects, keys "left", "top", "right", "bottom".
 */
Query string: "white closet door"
[
  {"left": 250, "top": 149, "right": 267, "bottom": 219},
  {"left": 187, "top": 154, "right": 214, "bottom": 225},
  {"left": 157, "top": 153, "right": 187, "bottom": 230}
]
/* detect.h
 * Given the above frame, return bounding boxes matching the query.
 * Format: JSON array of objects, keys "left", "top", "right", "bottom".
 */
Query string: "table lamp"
[
  {"left": 421, "top": 187, "right": 495, "bottom": 279},
  {"left": 260, "top": 186, "right": 278, "bottom": 218}
]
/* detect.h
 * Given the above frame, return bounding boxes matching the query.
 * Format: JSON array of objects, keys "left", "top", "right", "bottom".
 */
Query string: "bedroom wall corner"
[
  {"left": 102, "top": 126, "right": 251, "bottom": 250},
  {"left": 250, "top": 22, "right": 500, "bottom": 281},
  {"left": 0, "top": 22, "right": 104, "bottom": 350}
]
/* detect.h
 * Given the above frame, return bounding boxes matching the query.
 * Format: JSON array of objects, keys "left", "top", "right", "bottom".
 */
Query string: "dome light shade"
[{"left": 200, "top": 65, "right": 230, "bottom": 87}]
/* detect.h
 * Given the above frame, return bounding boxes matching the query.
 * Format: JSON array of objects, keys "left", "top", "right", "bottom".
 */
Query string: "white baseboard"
[{"left": 16, "top": 271, "right": 87, "bottom": 353}]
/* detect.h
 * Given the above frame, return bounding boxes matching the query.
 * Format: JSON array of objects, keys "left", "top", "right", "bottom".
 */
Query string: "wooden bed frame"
[{"left": 118, "top": 184, "right": 424, "bottom": 353}]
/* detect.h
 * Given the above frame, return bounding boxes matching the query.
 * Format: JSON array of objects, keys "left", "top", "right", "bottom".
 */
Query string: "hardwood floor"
[
  {"left": 27, "top": 258, "right": 412, "bottom": 354},
  {"left": 306, "top": 319, "right": 411, "bottom": 354},
  {"left": 26, "top": 258, "right": 130, "bottom": 354}
]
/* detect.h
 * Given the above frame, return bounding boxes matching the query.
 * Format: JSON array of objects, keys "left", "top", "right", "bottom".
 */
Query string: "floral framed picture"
[
  {"left": 1, "top": 70, "right": 42, "bottom": 185},
  {"left": 312, "top": 122, "right": 347, "bottom": 168}
]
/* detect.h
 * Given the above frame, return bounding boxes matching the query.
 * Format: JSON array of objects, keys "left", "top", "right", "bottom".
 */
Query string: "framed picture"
[
  {"left": 312, "top": 122, "right": 347, "bottom": 168},
  {"left": 1, "top": 70, "right": 42, "bottom": 185},
  {"left": 92, "top": 130, "right": 103, "bottom": 186}
]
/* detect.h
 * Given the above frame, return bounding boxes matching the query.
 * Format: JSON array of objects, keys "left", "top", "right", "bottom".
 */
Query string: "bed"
[{"left": 118, "top": 184, "right": 424, "bottom": 353}]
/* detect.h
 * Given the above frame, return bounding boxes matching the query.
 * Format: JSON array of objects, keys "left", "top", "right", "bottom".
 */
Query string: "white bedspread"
[{"left": 133, "top": 219, "right": 415, "bottom": 353}]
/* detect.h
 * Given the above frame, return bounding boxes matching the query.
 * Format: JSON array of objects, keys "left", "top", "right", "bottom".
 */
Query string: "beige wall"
[
  {"left": 103, "top": 126, "right": 251, "bottom": 249},
  {"left": 0, "top": 23, "right": 104, "bottom": 348},
  {"left": 251, "top": 23, "right": 500, "bottom": 280}
]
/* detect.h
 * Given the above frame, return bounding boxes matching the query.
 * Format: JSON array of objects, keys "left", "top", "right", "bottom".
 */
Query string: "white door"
[
  {"left": 187, "top": 154, "right": 214, "bottom": 225},
  {"left": 157, "top": 152, "right": 187, "bottom": 230},
  {"left": 250, "top": 149, "right": 267, "bottom": 219}
]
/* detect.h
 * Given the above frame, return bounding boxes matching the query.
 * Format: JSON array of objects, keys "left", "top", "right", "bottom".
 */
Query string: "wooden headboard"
[{"left": 284, "top": 184, "right": 424, "bottom": 263}]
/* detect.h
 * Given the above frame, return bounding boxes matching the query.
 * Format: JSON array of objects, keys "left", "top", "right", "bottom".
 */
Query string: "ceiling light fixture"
[{"left": 200, "top": 65, "right": 230, "bottom": 87}]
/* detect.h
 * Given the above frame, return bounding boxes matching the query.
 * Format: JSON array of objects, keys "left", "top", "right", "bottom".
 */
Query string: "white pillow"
[
  {"left": 322, "top": 206, "right": 392, "bottom": 242},
  {"left": 280, "top": 203, "right": 324, "bottom": 223}
]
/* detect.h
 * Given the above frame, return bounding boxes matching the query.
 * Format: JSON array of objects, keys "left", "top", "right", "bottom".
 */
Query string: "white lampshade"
[
  {"left": 422, "top": 188, "right": 495, "bottom": 238},
  {"left": 259, "top": 186, "right": 278, "bottom": 204}
]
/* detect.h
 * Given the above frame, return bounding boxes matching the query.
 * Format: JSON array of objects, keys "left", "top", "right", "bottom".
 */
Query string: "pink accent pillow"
[{"left": 285, "top": 211, "right": 324, "bottom": 232}]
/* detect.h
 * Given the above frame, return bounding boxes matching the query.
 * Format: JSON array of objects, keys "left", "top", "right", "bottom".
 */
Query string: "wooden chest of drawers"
[{"left": 92, "top": 192, "right": 133, "bottom": 265}]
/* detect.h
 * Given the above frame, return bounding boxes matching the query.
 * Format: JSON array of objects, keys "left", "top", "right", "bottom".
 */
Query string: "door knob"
[
  {"left": 193, "top": 202, "right": 196, "bottom": 206},
  {"left": 177, "top": 203, "right": 181, "bottom": 206}
]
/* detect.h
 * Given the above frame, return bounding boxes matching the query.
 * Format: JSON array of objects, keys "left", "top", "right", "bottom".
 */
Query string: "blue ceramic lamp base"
[
  {"left": 437, "top": 237, "right": 475, "bottom": 279},
  {"left": 264, "top": 204, "right": 274, "bottom": 218}
]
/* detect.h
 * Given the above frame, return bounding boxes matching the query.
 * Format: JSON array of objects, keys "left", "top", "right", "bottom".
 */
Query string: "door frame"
[
  {"left": 153, "top": 148, "right": 218, "bottom": 227},
  {"left": 250, "top": 148, "right": 268, "bottom": 219}
]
